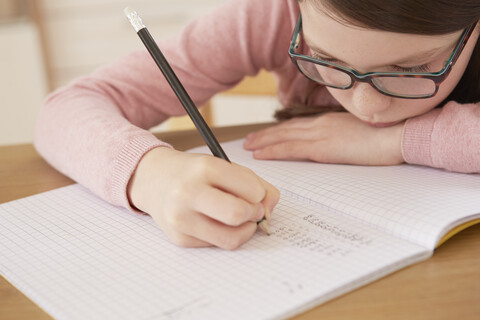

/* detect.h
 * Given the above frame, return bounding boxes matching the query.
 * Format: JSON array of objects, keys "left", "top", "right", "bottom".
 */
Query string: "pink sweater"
[{"left": 34, "top": 0, "right": 480, "bottom": 211}]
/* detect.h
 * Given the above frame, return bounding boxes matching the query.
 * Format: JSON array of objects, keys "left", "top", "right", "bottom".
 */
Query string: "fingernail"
[{"left": 256, "top": 203, "right": 265, "bottom": 220}]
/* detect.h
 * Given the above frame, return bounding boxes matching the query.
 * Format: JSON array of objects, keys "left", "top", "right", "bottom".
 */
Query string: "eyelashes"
[
  {"left": 311, "top": 53, "right": 340, "bottom": 64},
  {"left": 311, "top": 52, "right": 433, "bottom": 73},
  {"left": 391, "top": 64, "right": 432, "bottom": 73}
]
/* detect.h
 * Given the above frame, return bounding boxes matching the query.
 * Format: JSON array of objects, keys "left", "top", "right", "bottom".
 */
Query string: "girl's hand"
[
  {"left": 243, "top": 112, "right": 405, "bottom": 166},
  {"left": 127, "top": 147, "right": 280, "bottom": 250}
]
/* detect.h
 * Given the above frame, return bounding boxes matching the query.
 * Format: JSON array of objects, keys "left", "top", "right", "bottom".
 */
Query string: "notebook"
[{"left": 1, "top": 139, "right": 479, "bottom": 320}]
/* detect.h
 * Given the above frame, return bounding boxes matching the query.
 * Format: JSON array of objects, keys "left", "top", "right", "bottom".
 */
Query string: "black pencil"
[{"left": 124, "top": 7, "right": 270, "bottom": 235}]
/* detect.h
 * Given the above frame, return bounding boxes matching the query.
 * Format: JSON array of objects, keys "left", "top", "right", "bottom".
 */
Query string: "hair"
[{"left": 276, "top": 0, "right": 480, "bottom": 120}]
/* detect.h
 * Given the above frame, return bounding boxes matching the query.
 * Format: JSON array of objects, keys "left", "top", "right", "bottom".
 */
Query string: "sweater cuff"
[
  {"left": 401, "top": 109, "right": 441, "bottom": 167},
  {"left": 110, "top": 134, "right": 172, "bottom": 213}
]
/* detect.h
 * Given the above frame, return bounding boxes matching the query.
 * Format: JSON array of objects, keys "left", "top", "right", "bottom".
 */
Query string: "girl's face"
[{"left": 300, "top": 3, "right": 479, "bottom": 127}]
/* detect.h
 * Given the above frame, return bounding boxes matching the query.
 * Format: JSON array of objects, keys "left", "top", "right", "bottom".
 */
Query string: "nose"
[{"left": 351, "top": 83, "right": 392, "bottom": 117}]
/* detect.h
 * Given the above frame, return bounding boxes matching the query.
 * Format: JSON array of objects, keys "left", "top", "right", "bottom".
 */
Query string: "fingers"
[
  {"left": 252, "top": 117, "right": 314, "bottom": 134},
  {"left": 162, "top": 210, "right": 258, "bottom": 250},
  {"left": 163, "top": 175, "right": 279, "bottom": 250},
  {"left": 252, "top": 140, "right": 316, "bottom": 161},
  {"left": 134, "top": 148, "right": 281, "bottom": 250},
  {"left": 192, "top": 176, "right": 279, "bottom": 227},
  {"left": 164, "top": 231, "right": 212, "bottom": 248},
  {"left": 244, "top": 127, "right": 311, "bottom": 151},
  {"left": 193, "top": 187, "right": 265, "bottom": 225},
  {"left": 259, "top": 178, "right": 281, "bottom": 221},
  {"left": 197, "top": 157, "right": 267, "bottom": 204}
]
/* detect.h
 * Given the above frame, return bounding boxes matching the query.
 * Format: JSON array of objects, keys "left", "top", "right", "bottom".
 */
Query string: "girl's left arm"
[
  {"left": 243, "top": 101, "right": 480, "bottom": 173},
  {"left": 402, "top": 101, "right": 480, "bottom": 173}
]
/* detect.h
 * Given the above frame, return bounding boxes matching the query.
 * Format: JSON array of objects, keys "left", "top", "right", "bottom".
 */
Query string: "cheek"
[
  {"left": 398, "top": 98, "right": 441, "bottom": 118},
  {"left": 424, "top": 32, "right": 475, "bottom": 104},
  {"left": 325, "top": 87, "right": 352, "bottom": 111},
  {"left": 413, "top": 61, "right": 467, "bottom": 114},
  {"left": 435, "top": 63, "right": 467, "bottom": 100}
]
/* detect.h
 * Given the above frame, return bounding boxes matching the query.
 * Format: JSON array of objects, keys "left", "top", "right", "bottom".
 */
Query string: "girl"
[{"left": 34, "top": 0, "right": 480, "bottom": 249}]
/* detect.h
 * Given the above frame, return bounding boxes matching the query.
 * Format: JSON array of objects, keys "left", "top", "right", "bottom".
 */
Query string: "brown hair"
[{"left": 276, "top": 0, "right": 480, "bottom": 120}]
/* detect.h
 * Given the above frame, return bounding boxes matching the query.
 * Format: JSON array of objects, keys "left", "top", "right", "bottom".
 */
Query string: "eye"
[
  {"left": 392, "top": 64, "right": 432, "bottom": 73},
  {"left": 312, "top": 52, "right": 338, "bottom": 63}
]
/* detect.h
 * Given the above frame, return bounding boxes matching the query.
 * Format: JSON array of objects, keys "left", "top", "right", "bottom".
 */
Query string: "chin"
[{"left": 362, "top": 120, "right": 402, "bottom": 128}]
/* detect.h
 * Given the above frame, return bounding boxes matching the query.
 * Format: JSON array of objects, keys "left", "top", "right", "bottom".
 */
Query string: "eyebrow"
[{"left": 305, "top": 40, "right": 453, "bottom": 66}]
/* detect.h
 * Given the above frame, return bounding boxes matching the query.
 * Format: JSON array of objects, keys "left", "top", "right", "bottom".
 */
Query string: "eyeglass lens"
[{"left": 296, "top": 59, "right": 437, "bottom": 98}]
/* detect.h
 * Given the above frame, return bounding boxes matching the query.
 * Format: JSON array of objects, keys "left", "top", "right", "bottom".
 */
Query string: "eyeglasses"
[{"left": 288, "top": 13, "right": 476, "bottom": 99}]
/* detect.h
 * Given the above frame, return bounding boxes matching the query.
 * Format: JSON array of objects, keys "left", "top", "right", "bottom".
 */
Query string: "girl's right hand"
[{"left": 127, "top": 147, "right": 280, "bottom": 250}]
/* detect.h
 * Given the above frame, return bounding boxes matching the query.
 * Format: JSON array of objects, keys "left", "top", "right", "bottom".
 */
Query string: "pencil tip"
[{"left": 258, "top": 220, "right": 270, "bottom": 235}]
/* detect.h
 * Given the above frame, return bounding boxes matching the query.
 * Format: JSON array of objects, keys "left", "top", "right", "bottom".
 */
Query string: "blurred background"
[{"left": 0, "top": 0, "right": 279, "bottom": 146}]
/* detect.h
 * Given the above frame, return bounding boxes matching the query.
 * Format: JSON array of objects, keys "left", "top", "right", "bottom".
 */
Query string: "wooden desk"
[{"left": 1, "top": 123, "right": 479, "bottom": 320}]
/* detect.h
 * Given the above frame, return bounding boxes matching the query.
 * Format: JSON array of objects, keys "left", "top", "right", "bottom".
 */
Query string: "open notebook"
[{"left": 1, "top": 139, "right": 479, "bottom": 320}]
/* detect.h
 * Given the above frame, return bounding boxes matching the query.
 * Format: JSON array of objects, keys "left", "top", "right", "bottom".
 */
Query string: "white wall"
[{"left": 0, "top": 21, "right": 47, "bottom": 145}]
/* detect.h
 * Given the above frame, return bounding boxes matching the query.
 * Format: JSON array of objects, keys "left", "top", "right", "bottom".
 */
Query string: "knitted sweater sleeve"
[
  {"left": 34, "top": 0, "right": 296, "bottom": 210},
  {"left": 402, "top": 101, "right": 480, "bottom": 173}
]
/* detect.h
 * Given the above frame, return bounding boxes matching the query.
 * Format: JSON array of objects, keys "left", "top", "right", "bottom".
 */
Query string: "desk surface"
[{"left": 1, "top": 123, "right": 479, "bottom": 320}]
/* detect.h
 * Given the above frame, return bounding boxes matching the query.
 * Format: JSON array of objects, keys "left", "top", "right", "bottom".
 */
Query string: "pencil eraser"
[{"left": 123, "top": 6, "right": 135, "bottom": 17}]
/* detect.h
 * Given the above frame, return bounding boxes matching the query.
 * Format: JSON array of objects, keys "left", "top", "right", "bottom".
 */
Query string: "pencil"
[{"left": 124, "top": 7, "right": 270, "bottom": 235}]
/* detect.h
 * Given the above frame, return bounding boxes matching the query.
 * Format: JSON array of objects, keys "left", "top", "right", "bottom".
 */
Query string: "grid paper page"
[
  {"left": 191, "top": 140, "right": 480, "bottom": 249},
  {"left": 0, "top": 184, "right": 428, "bottom": 320}
]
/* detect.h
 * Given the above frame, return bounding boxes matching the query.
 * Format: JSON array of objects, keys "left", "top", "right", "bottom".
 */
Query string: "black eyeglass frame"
[{"left": 288, "top": 13, "right": 476, "bottom": 99}]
